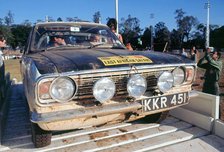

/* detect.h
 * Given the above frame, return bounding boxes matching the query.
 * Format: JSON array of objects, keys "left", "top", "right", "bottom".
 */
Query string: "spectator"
[
  {"left": 181, "top": 48, "right": 188, "bottom": 57},
  {"left": 190, "top": 46, "right": 198, "bottom": 61},
  {"left": 48, "top": 35, "right": 66, "bottom": 47},
  {"left": 0, "top": 36, "right": 6, "bottom": 48},
  {"left": 107, "top": 18, "right": 123, "bottom": 43},
  {"left": 197, "top": 47, "right": 223, "bottom": 95},
  {"left": 125, "top": 42, "right": 133, "bottom": 51},
  {"left": 0, "top": 33, "right": 6, "bottom": 60}
]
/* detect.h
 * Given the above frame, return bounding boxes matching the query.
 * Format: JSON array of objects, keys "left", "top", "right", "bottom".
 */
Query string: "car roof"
[{"left": 35, "top": 22, "right": 108, "bottom": 28}]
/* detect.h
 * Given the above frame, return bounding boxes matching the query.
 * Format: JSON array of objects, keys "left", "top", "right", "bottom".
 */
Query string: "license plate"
[{"left": 139, "top": 92, "right": 189, "bottom": 112}]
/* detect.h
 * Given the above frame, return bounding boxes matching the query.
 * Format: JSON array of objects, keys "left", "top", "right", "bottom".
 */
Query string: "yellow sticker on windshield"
[{"left": 98, "top": 55, "right": 153, "bottom": 66}]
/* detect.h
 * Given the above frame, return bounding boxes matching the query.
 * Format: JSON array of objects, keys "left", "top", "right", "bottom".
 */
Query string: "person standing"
[
  {"left": 0, "top": 33, "right": 6, "bottom": 60},
  {"left": 197, "top": 47, "right": 223, "bottom": 95},
  {"left": 0, "top": 32, "right": 6, "bottom": 100},
  {"left": 190, "top": 46, "right": 198, "bottom": 61},
  {"left": 181, "top": 48, "right": 188, "bottom": 57},
  {"left": 106, "top": 18, "right": 123, "bottom": 43},
  {"left": 125, "top": 42, "right": 133, "bottom": 51},
  {"left": 0, "top": 32, "right": 6, "bottom": 48}
]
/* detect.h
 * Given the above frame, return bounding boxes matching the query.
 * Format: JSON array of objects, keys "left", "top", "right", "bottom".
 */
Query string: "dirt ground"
[{"left": 192, "top": 51, "right": 224, "bottom": 120}]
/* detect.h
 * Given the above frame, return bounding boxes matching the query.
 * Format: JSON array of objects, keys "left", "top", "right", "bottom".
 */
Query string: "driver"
[{"left": 48, "top": 35, "right": 66, "bottom": 47}]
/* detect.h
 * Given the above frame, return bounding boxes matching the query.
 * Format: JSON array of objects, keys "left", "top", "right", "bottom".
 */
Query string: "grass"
[{"left": 4, "top": 59, "right": 22, "bottom": 82}]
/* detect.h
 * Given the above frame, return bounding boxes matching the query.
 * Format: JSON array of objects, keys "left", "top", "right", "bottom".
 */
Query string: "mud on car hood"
[{"left": 28, "top": 49, "right": 193, "bottom": 74}]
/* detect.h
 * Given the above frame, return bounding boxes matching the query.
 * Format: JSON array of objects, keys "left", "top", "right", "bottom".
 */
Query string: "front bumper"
[{"left": 31, "top": 90, "right": 198, "bottom": 124}]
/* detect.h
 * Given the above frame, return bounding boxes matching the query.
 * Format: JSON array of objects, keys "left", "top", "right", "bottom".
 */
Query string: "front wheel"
[
  {"left": 143, "top": 111, "right": 169, "bottom": 123},
  {"left": 31, "top": 122, "right": 52, "bottom": 148}
]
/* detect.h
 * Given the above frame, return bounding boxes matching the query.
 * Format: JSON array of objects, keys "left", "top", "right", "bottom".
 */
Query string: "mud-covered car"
[{"left": 21, "top": 22, "right": 197, "bottom": 148}]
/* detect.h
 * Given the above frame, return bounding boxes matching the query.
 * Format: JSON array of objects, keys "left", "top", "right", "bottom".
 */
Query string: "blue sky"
[{"left": 0, "top": 0, "right": 223, "bottom": 31}]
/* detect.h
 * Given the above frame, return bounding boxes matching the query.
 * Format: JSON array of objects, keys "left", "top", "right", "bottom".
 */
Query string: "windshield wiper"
[
  {"left": 88, "top": 42, "right": 106, "bottom": 49},
  {"left": 111, "top": 46, "right": 126, "bottom": 49}
]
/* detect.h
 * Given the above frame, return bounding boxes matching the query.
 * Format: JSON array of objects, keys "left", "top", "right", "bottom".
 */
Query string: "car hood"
[{"left": 28, "top": 49, "right": 193, "bottom": 74}]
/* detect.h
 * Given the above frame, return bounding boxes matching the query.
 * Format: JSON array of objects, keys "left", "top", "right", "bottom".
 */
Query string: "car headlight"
[
  {"left": 93, "top": 77, "right": 116, "bottom": 103},
  {"left": 50, "top": 77, "right": 76, "bottom": 102},
  {"left": 157, "top": 71, "right": 174, "bottom": 93},
  {"left": 127, "top": 74, "right": 147, "bottom": 98},
  {"left": 172, "top": 67, "right": 185, "bottom": 86}
]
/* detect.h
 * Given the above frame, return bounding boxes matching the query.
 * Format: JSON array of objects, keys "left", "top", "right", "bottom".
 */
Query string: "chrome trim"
[
  {"left": 34, "top": 63, "right": 196, "bottom": 106},
  {"left": 36, "top": 63, "right": 196, "bottom": 83}
]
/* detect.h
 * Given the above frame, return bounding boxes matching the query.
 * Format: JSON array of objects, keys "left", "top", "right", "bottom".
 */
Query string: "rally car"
[{"left": 21, "top": 22, "right": 197, "bottom": 147}]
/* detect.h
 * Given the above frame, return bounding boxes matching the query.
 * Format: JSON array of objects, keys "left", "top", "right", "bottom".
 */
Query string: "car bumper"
[{"left": 31, "top": 91, "right": 198, "bottom": 130}]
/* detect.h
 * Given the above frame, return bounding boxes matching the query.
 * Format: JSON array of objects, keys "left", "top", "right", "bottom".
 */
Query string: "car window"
[{"left": 30, "top": 24, "right": 124, "bottom": 51}]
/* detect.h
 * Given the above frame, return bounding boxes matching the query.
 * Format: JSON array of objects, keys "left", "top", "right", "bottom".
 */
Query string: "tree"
[
  {"left": 93, "top": 11, "right": 101, "bottom": 23},
  {"left": 154, "top": 22, "right": 170, "bottom": 51},
  {"left": 57, "top": 17, "right": 63, "bottom": 22},
  {"left": 0, "top": 18, "right": 3, "bottom": 25},
  {"left": 66, "top": 17, "right": 81, "bottom": 22},
  {"left": 142, "top": 27, "right": 151, "bottom": 49},
  {"left": 174, "top": 9, "right": 198, "bottom": 48},
  {"left": 10, "top": 24, "right": 32, "bottom": 49},
  {"left": 170, "top": 29, "right": 181, "bottom": 50},
  {"left": 119, "top": 15, "right": 142, "bottom": 44},
  {"left": 22, "top": 20, "right": 32, "bottom": 26},
  {"left": 4, "top": 11, "right": 14, "bottom": 26},
  {"left": 210, "top": 26, "right": 224, "bottom": 49},
  {"left": 36, "top": 19, "right": 44, "bottom": 23},
  {"left": 48, "top": 16, "right": 55, "bottom": 22}
]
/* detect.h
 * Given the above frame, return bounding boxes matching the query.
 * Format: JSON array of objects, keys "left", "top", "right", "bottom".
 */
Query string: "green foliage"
[
  {"left": 11, "top": 24, "right": 32, "bottom": 49},
  {"left": 4, "top": 11, "right": 14, "bottom": 26},
  {"left": 119, "top": 15, "right": 142, "bottom": 44},
  {"left": 154, "top": 22, "right": 171, "bottom": 51},
  {"left": 141, "top": 27, "right": 151, "bottom": 49},
  {"left": 93, "top": 11, "right": 101, "bottom": 23},
  {"left": 210, "top": 26, "right": 224, "bottom": 49}
]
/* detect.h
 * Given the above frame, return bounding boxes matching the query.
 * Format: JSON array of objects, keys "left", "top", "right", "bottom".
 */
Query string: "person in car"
[{"left": 48, "top": 35, "right": 66, "bottom": 47}]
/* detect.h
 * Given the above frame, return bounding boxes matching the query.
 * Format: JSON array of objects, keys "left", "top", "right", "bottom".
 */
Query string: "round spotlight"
[
  {"left": 157, "top": 71, "right": 174, "bottom": 93},
  {"left": 127, "top": 74, "right": 147, "bottom": 98},
  {"left": 93, "top": 77, "right": 116, "bottom": 103}
]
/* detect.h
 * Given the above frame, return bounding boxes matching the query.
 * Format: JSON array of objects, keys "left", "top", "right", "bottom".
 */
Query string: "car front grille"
[{"left": 73, "top": 70, "right": 161, "bottom": 103}]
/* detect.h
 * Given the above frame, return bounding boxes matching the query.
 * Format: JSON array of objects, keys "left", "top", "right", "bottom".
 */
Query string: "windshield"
[{"left": 30, "top": 23, "right": 125, "bottom": 51}]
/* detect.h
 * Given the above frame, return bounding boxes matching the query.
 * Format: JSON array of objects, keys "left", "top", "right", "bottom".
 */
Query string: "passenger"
[
  {"left": 48, "top": 35, "right": 66, "bottom": 47},
  {"left": 197, "top": 47, "right": 223, "bottom": 95},
  {"left": 107, "top": 18, "right": 123, "bottom": 43},
  {"left": 90, "top": 35, "right": 101, "bottom": 43}
]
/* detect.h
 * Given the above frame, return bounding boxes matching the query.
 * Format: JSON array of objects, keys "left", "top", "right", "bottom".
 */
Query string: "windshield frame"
[{"left": 29, "top": 22, "right": 125, "bottom": 52}]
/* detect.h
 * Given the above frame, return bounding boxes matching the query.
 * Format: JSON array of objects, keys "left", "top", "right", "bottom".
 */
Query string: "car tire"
[
  {"left": 31, "top": 122, "right": 52, "bottom": 148},
  {"left": 143, "top": 111, "right": 169, "bottom": 123}
]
